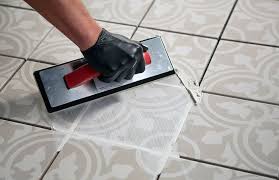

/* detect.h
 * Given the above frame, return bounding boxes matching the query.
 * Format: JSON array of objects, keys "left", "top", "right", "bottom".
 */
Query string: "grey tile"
[
  {"left": 0, "top": 7, "right": 52, "bottom": 59},
  {"left": 133, "top": 28, "right": 217, "bottom": 82},
  {"left": 0, "top": 0, "right": 31, "bottom": 9},
  {"left": 0, "top": 119, "right": 63, "bottom": 180},
  {"left": 43, "top": 136, "right": 157, "bottom": 180},
  {"left": 174, "top": 93, "right": 279, "bottom": 177},
  {"left": 203, "top": 40, "right": 279, "bottom": 104},
  {"left": 0, "top": 61, "right": 85, "bottom": 128},
  {"left": 29, "top": 21, "right": 136, "bottom": 64},
  {"left": 82, "top": 0, "right": 153, "bottom": 25},
  {"left": 0, "top": 55, "right": 23, "bottom": 89},
  {"left": 141, "top": 0, "right": 235, "bottom": 37},
  {"left": 223, "top": 0, "right": 279, "bottom": 46},
  {"left": 160, "top": 157, "right": 273, "bottom": 180}
]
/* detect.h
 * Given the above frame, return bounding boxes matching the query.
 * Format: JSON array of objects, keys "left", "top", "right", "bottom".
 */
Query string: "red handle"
[{"left": 64, "top": 52, "right": 151, "bottom": 89}]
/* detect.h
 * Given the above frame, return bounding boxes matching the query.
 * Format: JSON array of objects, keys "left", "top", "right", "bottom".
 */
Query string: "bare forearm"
[{"left": 25, "top": 0, "right": 101, "bottom": 50}]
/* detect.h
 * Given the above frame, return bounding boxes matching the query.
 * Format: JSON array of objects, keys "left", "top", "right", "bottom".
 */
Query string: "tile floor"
[{"left": 0, "top": 0, "right": 278, "bottom": 179}]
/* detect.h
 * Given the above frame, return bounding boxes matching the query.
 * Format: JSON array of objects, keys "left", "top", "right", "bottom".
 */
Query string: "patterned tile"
[
  {"left": 203, "top": 40, "right": 279, "bottom": 104},
  {"left": 174, "top": 93, "right": 279, "bottom": 176},
  {"left": 0, "top": 119, "right": 62, "bottom": 180},
  {"left": 223, "top": 0, "right": 279, "bottom": 46},
  {"left": 141, "top": 0, "right": 235, "bottom": 37},
  {"left": 29, "top": 21, "right": 136, "bottom": 64},
  {"left": 54, "top": 75, "right": 193, "bottom": 156},
  {"left": 133, "top": 28, "right": 217, "bottom": 82},
  {"left": 0, "top": 0, "right": 31, "bottom": 9},
  {"left": 82, "top": 0, "right": 153, "bottom": 25},
  {"left": 0, "top": 7, "right": 52, "bottom": 58},
  {"left": 160, "top": 157, "right": 273, "bottom": 180},
  {"left": 0, "top": 55, "right": 23, "bottom": 89},
  {"left": 43, "top": 136, "right": 157, "bottom": 180},
  {"left": 0, "top": 61, "right": 84, "bottom": 128}
]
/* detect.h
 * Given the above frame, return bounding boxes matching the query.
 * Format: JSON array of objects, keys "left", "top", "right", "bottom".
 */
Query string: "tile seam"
[
  {"left": 179, "top": 155, "right": 278, "bottom": 179},
  {"left": 0, "top": 60, "right": 26, "bottom": 93},
  {"left": 0, "top": 3, "right": 34, "bottom": 11},
  {"left": 0, "top": 116, "right": 52, "bottom": 130},
  {"left": 203, "top": 90, "right": 279, "bottom": 106},
  {"left": 198, "top": 0, "right": 239, "bottom": 85},
  {"left": 222, "top": 38, "right": 279, "bottom": 49},
  {"left": 136, "top": 26, "right": 218, "bottom": 40},
  {"left": 39, "top": 151, "right": 60, "bottom": 180},
  {"left": 131, "top": 0, "right": 156, "bottom": 39},
  {"left": 27, "top": 27, "right": 55, "bottom": 60}
]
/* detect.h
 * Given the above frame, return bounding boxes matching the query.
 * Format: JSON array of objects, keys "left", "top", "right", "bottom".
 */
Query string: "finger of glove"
[
  {"left": 135, "top": 50, "right": 145, "bottom": 74},
  {"left": 125, "top": 67, "right": 136, "bottom": 80},
  {"left": 99, "top": 58, "right": 132, "bottom": 83},
  {"left": 115, "top": 68, "right": 131, "bottom": 82}
]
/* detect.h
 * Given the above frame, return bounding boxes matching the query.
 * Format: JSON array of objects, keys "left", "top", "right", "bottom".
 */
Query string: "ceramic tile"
[
  {"left": 0, "top": 0, "right": 31, "bottom": 9},
  {"left": 29, "top": 21, "right": 136, "bottom": 64},
  {"left": 0, "top": 55, "right": 23, "bottom": 89},
  {"left": 223, "top": 0, "right": 279, "bottom": 46},
  {"left": 0, "top": 61, "right": 85, "bottom": 128},
  {"left": 203, "top": 40, "right": 279, "bottom": 104},
  {"left": 0, "top": 7, "right": 52, "bottom": 58},
  {"left": 133, "top": 28, "right": 217, "bottom": 82},
  {"left": 0, "top": 119, "right": 63, "bottom": 180},
  {"left": 174, "top": 93, "right": 279, "bottom": 176},
  {"left": 160, "top": 157, "right": 273, "bottom": 180},
  {"left": 43, "top": 136, "right": 157, "bottom": 180},
  {"left": 82, "top": 0, "right": 153, "bottom": 25},
  {"left": 141, "top": 0, "right": 235, "bottom": 37}
]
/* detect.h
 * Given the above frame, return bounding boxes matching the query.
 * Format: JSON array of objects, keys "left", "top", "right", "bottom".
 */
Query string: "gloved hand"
[{"left": 81, "top": 28, "right": 147, "bottom": 83}]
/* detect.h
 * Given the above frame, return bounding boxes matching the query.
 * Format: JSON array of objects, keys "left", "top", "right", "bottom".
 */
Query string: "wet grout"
[
  {"left": 0, "top": 3, "right": 34, "bottom": 11},
  {"left": 95, "top": 18, "right": 137, "bottom": 28},
  {"left": 222, "top": 38, "right": 279, "bottom": 49},
  {"left": 130, "top": 0, "right": 156, "bottom": 39},
  {"left": 0, "top": 116, "right": 52, "bottom": 130},
  {"left": 27, "top": 27, "right": 55, "bottom": 60},
  {"left": 0, "top": 60, "right": 26, "bottom": 93},
  {"left": 138, "top": 26, "right": 218, "bottom": 40},
  {"left": 198, "top": 0, "right": 239, "bottom": 86},
  {"left": 203, "top": 90, "right": 279, "bottom": 107},
  {"left": 179, "top": 155, "right": 278, "bottom": 179},
  {"left": 39, "top": 151, "right": 60, "bottom": 180},
  {"left": 27, "top": 58, "right": 58, "bottom": 65}
]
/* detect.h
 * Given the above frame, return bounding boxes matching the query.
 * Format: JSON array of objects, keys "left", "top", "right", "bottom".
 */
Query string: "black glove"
[{"left": 81, "top": 28, "right": 147, "bottom": 83}]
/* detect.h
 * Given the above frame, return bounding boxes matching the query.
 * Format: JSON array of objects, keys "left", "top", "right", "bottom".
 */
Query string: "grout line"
[
  {"left": 130, "top": 0, "right": 156, "bottom": 39},
  {"left": 179, "top": 155, "right": 278, "bottom": 179},
  {"left": 39, "top": 151, "right": 60, "bottom": 180},
  {"left": 0, "top": 117, "right": 52, "bottom": 130},
  {"left": 198, "top": 0, "right": 239, "bottom": 85},
  {"left": 27, "top": 27, "right": 54, "bottom": 59},
  {"left": 27, "top": 58, "right": 57, "bottom": 65},
  {"left": 0, "top": 60, "right": 26, "bottom": 93},
  {"left": 222, "top": 38, "right": 279, "bottom": 49},
  {"left": 198, "top": 40, "right": 219, "bottom": 86},
  {"left": 138, "top": 26, "right": 218, "bottom": 40},
  {"left": 95, "top": 18, "right": 137, "bottom": 28},
  {"left": 156, "top": 173, "right": 161, "bottom": 180},
  {"left": 0, "top": 53, "right": 26, "bottom": 60},
  {"left": 203, "top": 91, "right": 279, "bottom": 106},
  {"left": 0, "top": 3, "right": 34, "bottom": 11}
]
